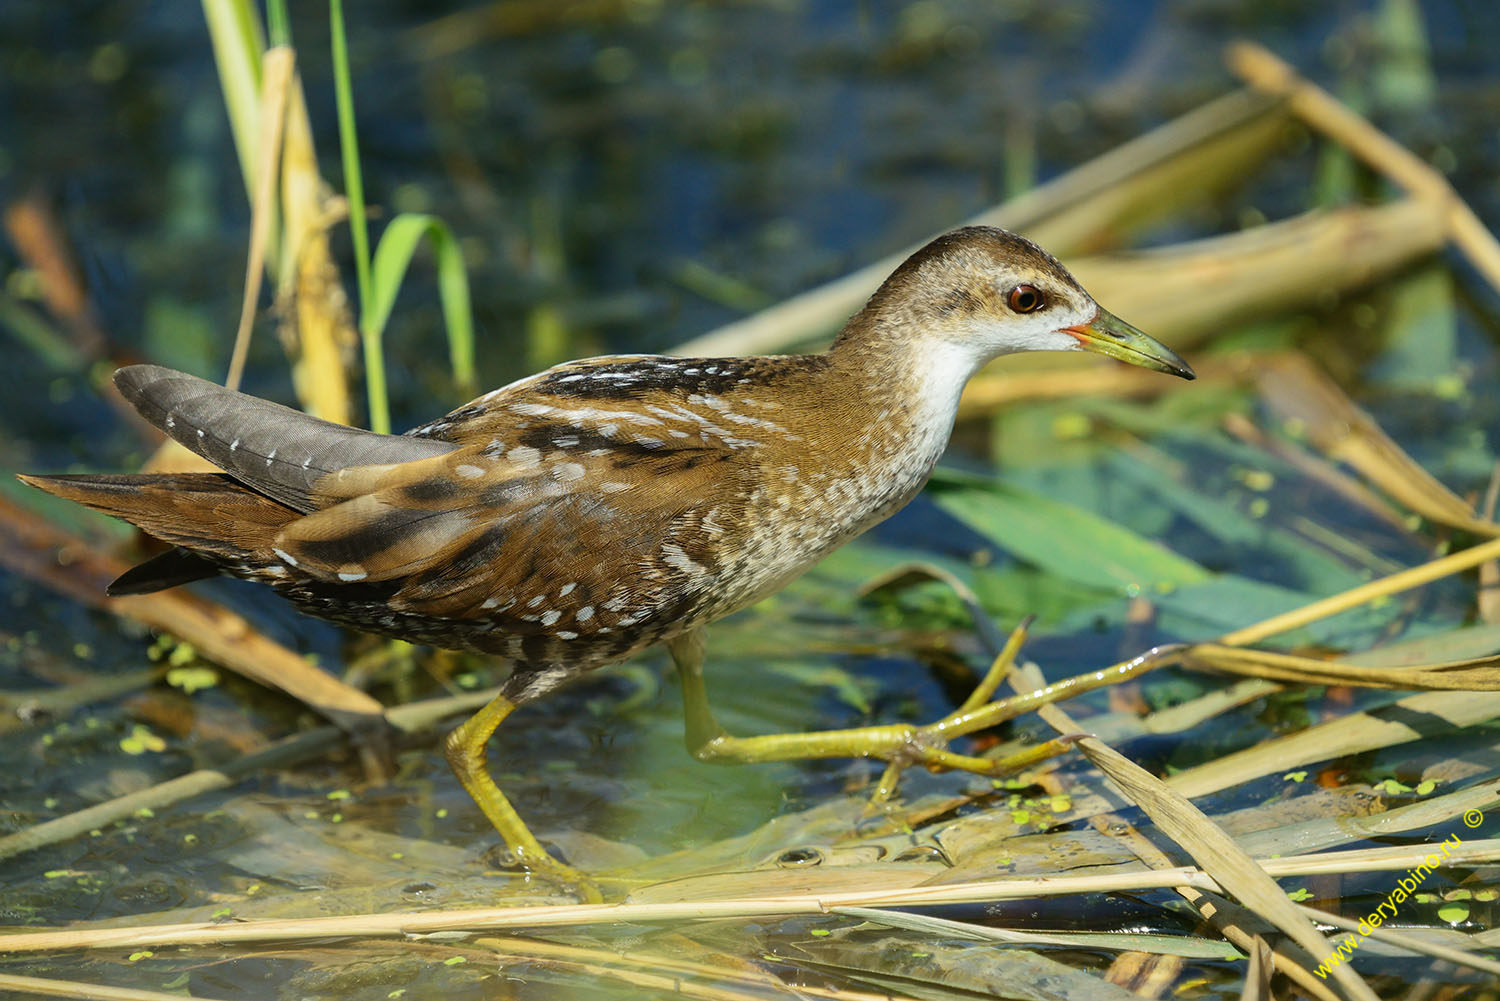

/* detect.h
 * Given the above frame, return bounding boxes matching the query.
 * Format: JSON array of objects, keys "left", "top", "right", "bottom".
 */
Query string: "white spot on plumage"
[
  {"left": 272, "top": 548, "right": 299, "bottom": 567},
  {"left": 600, "top": 481, "right": 631, "bottom": 493},
  {"left": 456, "top": 463, "right": 485, "bottom": 479},
  {"left": 265, "top": 448, "right": 276, "bottom": 466},
  {"left": 229, "top": 438, "right": 238, "bottom": 452},
  {"left": 576, "top": 605, "right": 594, "bottom": 621},
  {"left": 528, "top": 594, "right": 545, "bottom": 608},
  {"left": 559, "top": 583, "right": 576, "bottom": 596},
  {"left": 554, "top": 462, "right": 586, "bottom": 483},
  {"left": 509, "top": 445, "right": 541, "bottom": 469},
  {"left": 662, "top": 542, "right": 708, "bottom": 576},
  {"left": 337, "top": 569, "right": 368, "bottom": 582},
  {"left": 540, "top": 610, "right": 561, "bottom": 626},
  {"left": 557, "top": 630, "right": 578, "bottom": 640}
]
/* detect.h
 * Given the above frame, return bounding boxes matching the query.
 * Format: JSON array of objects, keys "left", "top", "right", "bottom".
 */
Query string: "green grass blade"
[
  {"left": 364, "top": 213, "right": 476, "bottom": 432},
  {"left": 265, "top": 0, "right": 290, "bottom": 46},
  {"left": 928, "top": 475, "right": 1210, "bottom": 595},
  {"left": 200, "top": 0, "right": 266, "bottom": 206},
  {"left": 329, "top": 0, "right": 371, "bottom": 322}
]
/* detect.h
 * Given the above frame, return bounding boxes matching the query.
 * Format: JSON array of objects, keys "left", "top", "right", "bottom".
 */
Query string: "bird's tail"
[{"left": 17, "top": 472, "right": 300, "bottom": 595}]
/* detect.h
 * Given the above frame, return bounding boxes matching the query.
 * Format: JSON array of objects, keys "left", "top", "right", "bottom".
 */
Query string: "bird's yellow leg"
[
  {"left": 668, "top": 626, "right": 1077, "bottom": 791},
  {"left": 444, "top": 693, "right": 603, "bottom": 903},
  {"left": 670, "top": 628, "right": 1185, "bottom": 806},
  {"left": 869, "top": 617, "right": 1035, "bottom": 804}
]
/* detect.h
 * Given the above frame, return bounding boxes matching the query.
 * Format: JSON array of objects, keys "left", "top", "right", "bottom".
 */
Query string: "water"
[{"left": 3, "top": 2, "right": 1500, "bottom": 998}]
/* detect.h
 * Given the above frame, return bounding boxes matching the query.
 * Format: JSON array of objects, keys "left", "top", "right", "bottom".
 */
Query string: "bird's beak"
[{"left": 1062, "top": 308, "right": 1195, "bottom": 380}]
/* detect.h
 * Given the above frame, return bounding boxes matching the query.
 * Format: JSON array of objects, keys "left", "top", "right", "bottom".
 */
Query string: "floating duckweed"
[
  {"left": 167, "top": 641, "right": 198, "bottom": 667},
  {"left": 1283, "top": 771, "right": 1308, "bottom": 783},
  {"left": 1438, "top": 902, "right": 1470, "bottom": 923},
  {"left": 442, "top": 956, "right": 467, "bottom": 966},
  {"left": 211, "top": 907, "right": 233, "bottom": 919},
  {"left": 1287, "top": 888, "right": 1312, "bottom": 901},
  {"left": 1433, "top": 374, "right": 1465, "bottom": 400},
  {"left": 435, "top": 808, "right": 448, "bottom": 819},
  {"left": 809, "top": 928, "right": 830, "bottom": 937},
  {"left": 1415, "top": 780, "right": 1436, "bottom": 795},
  {"left": 127, "top": 950, "right": 154, "bottom": 962},
  {"left": 1238, "top": 468, "right": 1275, "bottom": 491},
  {"left": 134, "top": 807, "right": 154, "bottom": 819},
  {"left": 1049, "top": 794, "right": 1071, "bottom": 813},
  {"left": 1010, "top": 809, "right": 1030, "bottom": 824},
  {"left": 119, "top": 725, "right": 166, "bottom": 755},
  {"left": 1051, "top": 412, "right": 1091, "bottom": 440},
  {"left": 167, "top": 666, "right": 218, "bottom": 693},
  {"left": 327, "top": 788, "right": 352, "bottom": 801}
]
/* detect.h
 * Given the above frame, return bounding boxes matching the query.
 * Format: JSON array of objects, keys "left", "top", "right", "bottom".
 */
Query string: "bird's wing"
[
  {"left": 272, "top": 373, "right": 767, "bottom": 625},
  {"left": 114, "top": 365, "right": 456, "bottom": 513}
]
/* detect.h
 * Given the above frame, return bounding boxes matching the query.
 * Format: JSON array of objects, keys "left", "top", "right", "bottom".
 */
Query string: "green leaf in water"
[
  {"left": 929, "top": 475, "right": 1209, "bottom": 595},
  {"left": 364, "top": 213, "right": 476, "bottom": 432}
]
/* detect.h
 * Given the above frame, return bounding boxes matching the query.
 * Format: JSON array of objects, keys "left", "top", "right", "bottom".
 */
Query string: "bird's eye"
[{"left": 1008, "top": 285, "right": 1044, "bottom": 313}]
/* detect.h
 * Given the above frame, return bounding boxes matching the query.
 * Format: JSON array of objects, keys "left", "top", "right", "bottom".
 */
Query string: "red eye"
[{"left": 1008, "top": 285, "right": 1044, "bottom": 313}]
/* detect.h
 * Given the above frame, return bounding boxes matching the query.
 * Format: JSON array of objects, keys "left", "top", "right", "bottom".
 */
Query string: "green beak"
[{"left": 1063, "top": 308, "right": 1195, "bottom": 380}]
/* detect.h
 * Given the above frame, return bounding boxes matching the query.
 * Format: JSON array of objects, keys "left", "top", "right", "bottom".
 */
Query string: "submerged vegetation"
[{"left": 2, "top": 2, "right": 1500, "bottom": 999}]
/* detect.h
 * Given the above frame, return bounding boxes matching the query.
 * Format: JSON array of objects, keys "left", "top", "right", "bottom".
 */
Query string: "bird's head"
[{"left": 847, "top": 226, "right": 1194, "bottom": 381}]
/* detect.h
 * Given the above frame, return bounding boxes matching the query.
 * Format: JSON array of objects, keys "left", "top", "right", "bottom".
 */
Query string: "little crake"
[{"left": 22, "top": 226, "right": 1192, "bottom": 899}]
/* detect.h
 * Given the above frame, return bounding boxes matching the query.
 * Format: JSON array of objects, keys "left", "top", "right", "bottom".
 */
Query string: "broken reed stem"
[
  {"left": 1227, "top": 41, "right": 1500, "bottom": 297},
  {"left": 0, "top": 972, "right": 220, "bottom": 1001},
  {"left": 225, "top": 46, "right": 293, "bottom": 393},
  {"left": 1219, "top": 535, "right": 1500, "bottom": 648},
  {"left": 1298, "top": 905, "right": 1500, "bottom": 978},
  {"left": 0, "top": 687, "right": 501, "bottom": 863},
  {"left": 3, "top": 840, "right": 1495, "bottom": 954}
]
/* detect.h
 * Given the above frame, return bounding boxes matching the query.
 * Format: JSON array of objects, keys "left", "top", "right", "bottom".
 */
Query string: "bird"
[{"left": 20, "top": 226, "right": 1193, "bottom": 900}]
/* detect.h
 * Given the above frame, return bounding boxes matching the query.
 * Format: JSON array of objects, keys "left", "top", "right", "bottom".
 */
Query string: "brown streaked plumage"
[{"left": 20, "top": 226, "right": 1193, "bottom": 898}]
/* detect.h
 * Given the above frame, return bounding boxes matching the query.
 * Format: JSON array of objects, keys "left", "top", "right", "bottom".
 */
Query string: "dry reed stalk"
[
  {"left": 1067, "top": 198, "right": 1444, "bottom": 348},
  {"left": 0, "top": 493, "right": 383, "bottom": 724},
  {"left": 671, "top": 89, "right": 1289, "bottom": 358},
  {"left": 1227, "top": 41, "right": 1500, "bottom": 297},
  {"left": 1256, "top": 354, "right": 1497, "bottom": 537},
  {"left": 0, "top": 686, "right": 500, "bottom": 863},
  {"left": 225, "top": 45, "right": 293, "bottom": 392},
  {"left": 1011, "top": 662, "right": 1377, "bottom": 1001},
  {"left": 0, "top": 973, "right": 228, "bottom": 1001}
]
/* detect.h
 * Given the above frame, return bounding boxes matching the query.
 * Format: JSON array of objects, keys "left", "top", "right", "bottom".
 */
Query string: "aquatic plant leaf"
[
  {"left": 928, "top": 476, "right": 1209, "bottom": 595},
  {"left": 364, "top": 213, "right": 477, "bottom": 432}
]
